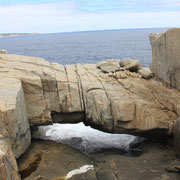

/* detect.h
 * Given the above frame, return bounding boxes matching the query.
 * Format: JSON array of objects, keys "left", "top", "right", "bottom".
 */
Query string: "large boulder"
[
  {"left": 0, "top": 138, "right": 20, "bottom": 180},
  {"left": 1, "top": 52, "right": 180, "bottom": 178},
  {"left": 97, "top": 59, "right": 121, "bottom": 73},
  {"left": 0, "top": 77, "right": 31, "bottom": 158},
  {"left": 138, "top": 68, "right": 153, "bottom": 79},
  {"left": 120, "top": 58, "right": 143, "bottom": 72},
  {"left": 0, "top": 54, "right": 180, "bottom": 137},
  {"left": 0, "top": 77, "right": 30, "bottom": 179},
  {"left": 150, "top": 28, "right": 180, "bottom": 90}
]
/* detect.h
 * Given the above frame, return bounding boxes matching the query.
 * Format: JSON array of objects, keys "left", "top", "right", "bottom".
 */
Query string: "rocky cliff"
[
  {"left": 150, "top": 28, "right": 180, "bottom": 159},
  {"left": 150, "top": 28, "right": 180, "bottom": 89},
  {"left": 1, "top": 28, "right": 180, "bottom": 179}
]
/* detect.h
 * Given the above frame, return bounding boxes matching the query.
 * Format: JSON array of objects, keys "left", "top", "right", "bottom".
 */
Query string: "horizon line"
[{"left": 0, "top": 27, "right": 171, "bottom": 35}]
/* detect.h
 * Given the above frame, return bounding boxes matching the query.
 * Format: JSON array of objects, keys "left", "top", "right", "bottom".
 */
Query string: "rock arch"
[{"left": 1, "top": 28, "right": 180, "bottom": 179}]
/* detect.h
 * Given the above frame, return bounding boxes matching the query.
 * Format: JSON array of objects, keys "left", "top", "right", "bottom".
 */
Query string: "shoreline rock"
[
  {"left": 1, "top": 28, "right": 180, "bottom": 179},
  {"left": 150, "top": 28, "right": 180, "bottom": 89}
]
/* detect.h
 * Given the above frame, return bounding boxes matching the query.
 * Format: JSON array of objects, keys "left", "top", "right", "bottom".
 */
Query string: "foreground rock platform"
[
  {"left": 18, "top": 139, "right": 180, "bottom": 180},
  {"left": 18, "top": 140, "right": 96, "bottom": 180}
]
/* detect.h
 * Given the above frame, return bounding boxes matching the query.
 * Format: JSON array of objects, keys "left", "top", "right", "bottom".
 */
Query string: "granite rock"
[
  {"left": 150, "top": 28, "right": 180, "bottom": 89},
  {"left": 120, "top": 58, "right": 143, "bottom": 72},
  {"left": 0, "top": 38, "right": 180, "bottom": 178},
  {"left": 97, "top": 59, "right": 121, "bottom": 73},
  {"left": 138, "top": 68, "right": 153, "bottom": 79}
]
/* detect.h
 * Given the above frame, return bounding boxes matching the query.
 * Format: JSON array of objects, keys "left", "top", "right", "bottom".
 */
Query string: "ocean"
[{"left": 0, "top": 28, "right": 168, "bottom": 67}]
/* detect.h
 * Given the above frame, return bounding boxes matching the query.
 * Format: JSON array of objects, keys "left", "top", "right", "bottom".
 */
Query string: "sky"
[{"left": 0, "top": 0, "right": 180, "bottom": 33}]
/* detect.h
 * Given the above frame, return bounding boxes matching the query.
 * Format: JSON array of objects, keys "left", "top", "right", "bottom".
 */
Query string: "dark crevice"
[
  {"left": 75, "top": 64, "right": 84, "bottom": 111},
  {"left": 51, "top": 111, "right": 85, "bottom": 124},
  {"left": 18, "top": 153, "right": 42, "bottom": 179},
  {"left": 64, "top": 65, "right": 71, "bottom": 100}
]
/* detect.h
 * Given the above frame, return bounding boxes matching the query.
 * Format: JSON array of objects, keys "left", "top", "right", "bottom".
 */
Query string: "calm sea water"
[{"left": 0, "top": 28, "right": 168, "bottom": 67}]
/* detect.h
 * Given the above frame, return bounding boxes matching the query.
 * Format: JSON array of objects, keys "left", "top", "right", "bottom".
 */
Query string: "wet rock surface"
[
  {"left": 32, "top": 123, "right": 145, "bottom": 156},
  {"left": 18, "top": 139, "right": 180, "bottom": 180},
  {"left": 18, "top": 140, "right": 97, "bottom": 180}
]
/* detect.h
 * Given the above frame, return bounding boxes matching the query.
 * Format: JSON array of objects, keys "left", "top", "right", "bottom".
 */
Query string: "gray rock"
[
  {"left": 97, "top": 59, "right": 121, "bottom": 73},
  {"left": 138, "top": 68, "right": 153, "bottom": 79},
  {"left": 120, "top": 58, "right": 143, "bottom": 72},
  {"left": 150, "top": 28, "right": 180, "bottom": 90}
]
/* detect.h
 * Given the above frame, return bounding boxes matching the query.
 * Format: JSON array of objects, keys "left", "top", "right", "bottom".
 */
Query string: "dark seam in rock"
[
  {"left": 84, "top": 66, "right": 114, "bottom": 132},
  {"left": 50, "top": 62, "right": 62, "bottom": 112},
  {"left": 64, "top": 65, "right": 71, "bottom": 103},
  {"left": 75, "top": 65, "right": 83, "bottom": 111},
  {"left": 75, "top": 64, "right": 86, "bottom": 122}
]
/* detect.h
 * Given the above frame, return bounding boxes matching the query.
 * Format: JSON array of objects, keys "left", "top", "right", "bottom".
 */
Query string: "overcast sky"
[{"left": 0, "top": 0, "right": 180, "bottom": 33}]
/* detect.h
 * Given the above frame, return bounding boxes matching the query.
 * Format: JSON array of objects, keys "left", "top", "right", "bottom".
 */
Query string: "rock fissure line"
[
  {"left": 75, "top": 64, "right": 87, "bottom": 124},
  {"left": 88, "top": 70, "right": 114, "bottom": 132}
]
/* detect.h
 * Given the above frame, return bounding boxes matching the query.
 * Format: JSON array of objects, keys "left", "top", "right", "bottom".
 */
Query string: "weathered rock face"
[
  {"left": 138, "top": 68, "right": 153, "bottom": 79},
  {"left": 0, "top": 77, "right": 31, "bottom": 158},
  {"left": 97, "top": 59, "right": 121, "bottom": 73},
  {"left": 0, "top": 77, "right": 30, "bottom": 180},
  {"left": 120, "top": 58, "right": 143, "bottom": 72},
  {"left": 174, "top": 117, "right": 180, "bottom": 157},
  {"left": 0, "top": 138, "right": 20, "bottom": 180},
  {"left": 0, "top": 54, "right": 180, "bottom": 136},
  {"left": 150, "top": 28, "right": 180, "bottom": 89}
]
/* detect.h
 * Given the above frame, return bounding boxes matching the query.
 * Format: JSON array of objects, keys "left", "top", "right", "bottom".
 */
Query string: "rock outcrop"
[
  {"left": 97, "top": 59, "right": 121, "bottom": 73},
  {"left": 120, "top": 58, "right": 143, "bottom": 72},
  {"left": 1, "top": 28, "right": 180, "bottom": 178},
  {"left": 150, "top": 28, "right": 180, "bottom": 89},
  {"left": 0, "top": 54, "right": 180, "bottom": 136},
  {"left": 0, "top": 76, "right": 31, "bottom": 180},
  {"left": 138, "top": 68, "right": 153, "bottom": 79}
]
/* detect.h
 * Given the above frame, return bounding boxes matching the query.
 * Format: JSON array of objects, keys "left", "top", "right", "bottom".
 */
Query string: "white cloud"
[{"left": 0, "top": 2, "right": 180, "bottom": 33}]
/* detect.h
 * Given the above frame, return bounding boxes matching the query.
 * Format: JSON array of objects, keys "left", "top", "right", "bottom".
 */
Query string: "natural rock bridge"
[{"left": 0, "top": 28, "right": 180, "bottom": 179}]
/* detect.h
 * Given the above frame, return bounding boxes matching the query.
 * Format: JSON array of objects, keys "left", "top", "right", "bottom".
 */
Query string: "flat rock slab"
[
  {"left": 18, "top": 140, "right": 180, "bottom": 180},
  {"left": 93, "top": 142, "right": 180, "bottom": 180},
  {"left": 18, "top": 139, "right": 97, "bottom": 180}
]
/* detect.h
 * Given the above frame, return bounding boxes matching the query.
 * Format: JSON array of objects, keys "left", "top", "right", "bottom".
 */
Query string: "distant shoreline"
[{"left": 0, "top": 33, "right": 40, "bottom": 38}]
